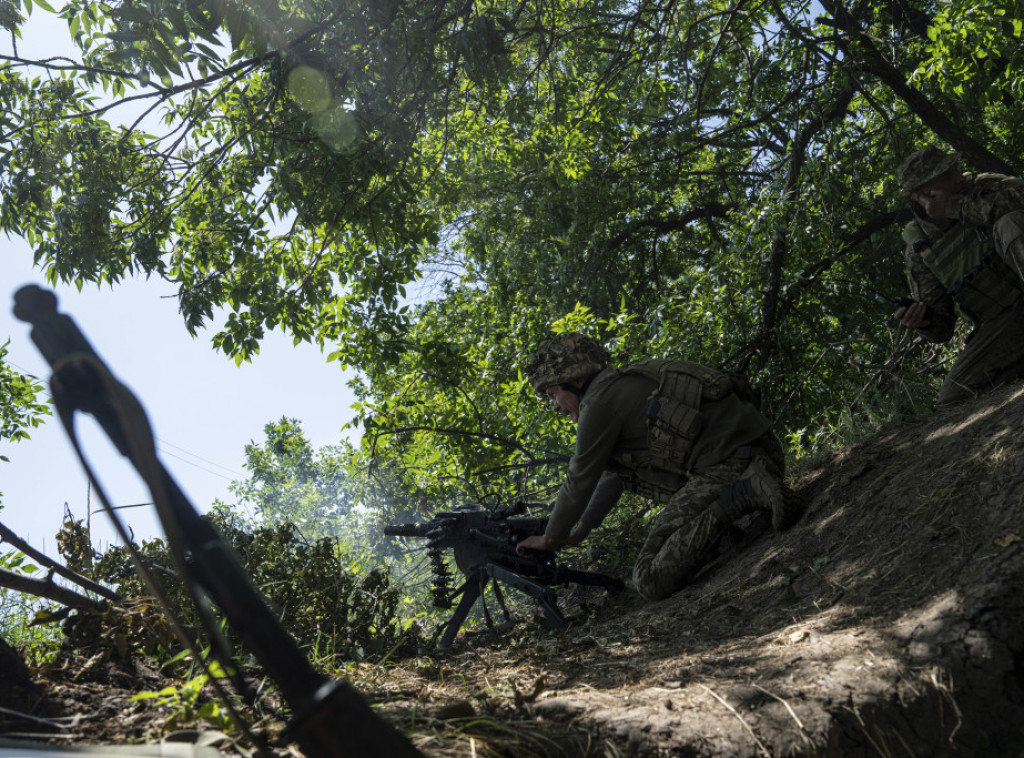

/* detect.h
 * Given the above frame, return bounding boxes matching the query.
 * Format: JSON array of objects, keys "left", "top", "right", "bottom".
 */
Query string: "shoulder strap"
[{"left": 624, "top": 359, "right": 755, "bottom": 406}]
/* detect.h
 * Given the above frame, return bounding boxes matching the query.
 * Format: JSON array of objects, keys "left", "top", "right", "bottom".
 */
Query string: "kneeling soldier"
[
  {"left": 517, "top": 334, "right": 802, "bottom": 601},
  {"left": 894, "top": 145, "right": 1024, "bottom": 403}
]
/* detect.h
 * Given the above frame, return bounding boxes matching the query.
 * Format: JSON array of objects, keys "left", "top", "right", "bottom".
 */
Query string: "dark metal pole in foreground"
[{"left": 12, "top": 284, "right": 422, "bottom": 758}]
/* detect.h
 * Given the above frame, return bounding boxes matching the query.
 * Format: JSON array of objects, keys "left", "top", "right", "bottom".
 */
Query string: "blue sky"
[
  {"left": 0, "top": 9, "right": 360, "bottom": 557},
  {"left": 1, "top": 231, "right": 360, "bottom": 557}
]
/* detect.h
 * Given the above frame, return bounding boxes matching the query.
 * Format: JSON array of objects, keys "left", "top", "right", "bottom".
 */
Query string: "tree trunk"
[{"left": 819, "top": 0, "right": 1018, "bottom": 175}]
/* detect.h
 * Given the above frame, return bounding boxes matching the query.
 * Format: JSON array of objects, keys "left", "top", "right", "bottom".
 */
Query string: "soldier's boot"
[{"left": 710, "top": 458, "right": 804, "bottom": 532}]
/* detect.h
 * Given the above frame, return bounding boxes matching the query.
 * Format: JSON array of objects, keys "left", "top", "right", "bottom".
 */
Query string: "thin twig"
[
  {"left": 702, "top": 684, "right": 771, "bottom": 757},
  {"left": 752, "top": 684, "right": 814, "bottom": 749},
  {"left": 0, "top": 705, "right": 71, "bottom": 730}
]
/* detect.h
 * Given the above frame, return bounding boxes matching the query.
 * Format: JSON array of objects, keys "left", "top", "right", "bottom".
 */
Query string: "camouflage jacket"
[
  {"left": 543, "top": 365, "right": 770, "bottom": 543},
  {"left": 904, "top": 172, "right": 1024, "bottom": 342}
]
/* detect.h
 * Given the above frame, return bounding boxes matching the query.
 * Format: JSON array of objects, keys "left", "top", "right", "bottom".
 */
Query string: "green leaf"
[
  {"left": 111, "top": 5, "right": 153, "bottom": 23},
  {"left": 130, "top": 691, "right": 164, "bottom": 701}
]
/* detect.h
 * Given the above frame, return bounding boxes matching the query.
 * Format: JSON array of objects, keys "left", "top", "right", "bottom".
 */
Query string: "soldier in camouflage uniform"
[
  {"left": 517, "top": 334, "right": 802, "bottom": 601},
  {"left": 894, "top": 145, "right": 1024, "bottom": 403}
]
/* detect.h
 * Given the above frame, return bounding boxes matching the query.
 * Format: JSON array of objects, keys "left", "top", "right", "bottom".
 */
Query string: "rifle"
[
  {"left": 385, "top": 502, "right": 623, "bottom": 649},
  {"left": 13, "top": 285, "right": 421, "bottom": 758}
]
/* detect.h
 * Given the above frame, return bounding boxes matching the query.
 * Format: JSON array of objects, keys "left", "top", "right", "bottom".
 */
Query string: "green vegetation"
[
  {"left": 229, "top": 417, "right": 363, "bottom": 537},
  {"left": 0, "top": 550, "right": 62, "bottom": 660},
  {"left": 0, "top": 341, "right": 49, "bottom": 469},
  {"left": 131, "top": 673, "right": 235, "bottom": 733},
  {"left": 82, "top": 505, "right": 411, "bottom": 664},
  {"left": 1, "top": 0, "right": 1023, "bottom": 736},
  {"left": 3, "top": 0, "right": 1017, "bottom": 494}
]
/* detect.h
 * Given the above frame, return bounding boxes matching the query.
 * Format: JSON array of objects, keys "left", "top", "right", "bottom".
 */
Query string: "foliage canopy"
[
  {"left": 0, "top": 340, "right": 49, "bottom": 495},
  {"left": 2, "top": 0, "right": 1023, "bottom": 505}
]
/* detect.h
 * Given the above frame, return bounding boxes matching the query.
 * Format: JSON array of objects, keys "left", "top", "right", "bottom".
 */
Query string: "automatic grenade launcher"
[{"left": 385, "top": 502, "right": 623, "bottom": 648}]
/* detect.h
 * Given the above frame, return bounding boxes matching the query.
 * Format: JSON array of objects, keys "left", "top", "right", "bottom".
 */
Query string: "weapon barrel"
[{"left": 383, "top": 522, "right": 434, "bottom": 538}]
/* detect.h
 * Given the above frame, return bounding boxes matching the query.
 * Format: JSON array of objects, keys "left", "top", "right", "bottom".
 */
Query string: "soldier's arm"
[
  {"left": 576, "top": 471, "right": 624, "bottom": 534},
  {"left": 544, "top": 406, "right": 625, "bottom": 543},
  {"left": 905, "top": 242, "right": 956, "bottom": 342},
  {"left": 899, "top": 221, "right": 956, "bottom": 341}
]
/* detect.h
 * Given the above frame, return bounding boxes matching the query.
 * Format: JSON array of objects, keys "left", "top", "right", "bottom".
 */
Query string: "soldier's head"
[
  {"left": 896, "top": 145, "right": 962, "bottom": 196},
  {"left": 524, "top": 333, "right": 609, "bottom": 421}
]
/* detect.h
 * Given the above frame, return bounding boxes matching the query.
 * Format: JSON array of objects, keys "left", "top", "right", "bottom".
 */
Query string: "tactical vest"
[
  {"left": 913, "top": 221, "right": 1022, "bottom": 323},
  {"left": 605, "top": 360, "right": 755, "bottom": 502}
]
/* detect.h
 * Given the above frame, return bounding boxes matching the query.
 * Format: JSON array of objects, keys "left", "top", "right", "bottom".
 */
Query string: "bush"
[
  {"left": 89, "top": 508, "right": 407, "bottom": 663},
  {"left": 0, "top": 551, "right": 62, "bottom": 662}
]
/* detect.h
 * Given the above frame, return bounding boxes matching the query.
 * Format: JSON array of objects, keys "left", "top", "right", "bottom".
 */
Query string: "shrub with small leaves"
[
  {"left": 56, "top": 516, "right": 95, "bottom": 577},
  {"left": 90, "top": 509, "right": 407, "bottom": 663}
]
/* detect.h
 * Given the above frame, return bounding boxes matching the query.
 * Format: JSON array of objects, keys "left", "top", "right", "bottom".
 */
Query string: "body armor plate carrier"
[
  {"left": 917, "top": 222, "right": 1022, "bottom": 323},
  {"left": 608, "top": 360, "right": 757, "bottom": 502}
]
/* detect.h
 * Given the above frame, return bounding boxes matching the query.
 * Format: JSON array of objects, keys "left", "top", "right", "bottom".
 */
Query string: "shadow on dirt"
[{"left": 418, "top": 383, "right": 1024, "bottom": 756}]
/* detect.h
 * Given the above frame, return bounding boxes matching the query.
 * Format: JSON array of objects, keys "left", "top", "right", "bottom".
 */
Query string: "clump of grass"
[
  {"left": 784, "top": 379, "right": 936, "bottom": 476},
  {"left": 0, "top": 551, "right": 63, "bottom": 664}
]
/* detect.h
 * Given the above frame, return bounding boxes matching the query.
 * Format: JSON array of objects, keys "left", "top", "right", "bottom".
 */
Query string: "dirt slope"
[
  {"left": 400, "top": 383, "right": 1024, "bottom": 756},
  {"left": 5, "top": 384, "right": 1024, "bottom": 756}
]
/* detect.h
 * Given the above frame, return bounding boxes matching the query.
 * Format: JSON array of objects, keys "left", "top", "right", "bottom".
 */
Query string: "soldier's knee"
[
  {"left": 633, "top": 578, "right": 673, "bottom": 602},
  {"left": 632, "top": 557, "right": 702, "bottom": 601},
  {"left": 631, "top": 570, "right": 693, "bottom": 601},
  {"left": 631, "top": 560, "right": 664, "bottom": 600}
]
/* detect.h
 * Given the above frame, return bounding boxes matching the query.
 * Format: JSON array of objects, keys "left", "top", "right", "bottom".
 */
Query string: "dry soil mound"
[
  {"left": 421, "top": 383, "right": 1024, "bottom": 756},
  {"left": 6, "top": 385, "right": 1024, "bottom": 757}
]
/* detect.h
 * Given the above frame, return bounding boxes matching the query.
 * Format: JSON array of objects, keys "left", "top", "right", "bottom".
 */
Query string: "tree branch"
[
  {"left": 751, "top": 82, "right": 855, "bottom": 373},
  {"left": 0, "top": 520, "right": 122, "bottom": 602},
  {"left": 607, "top": 202, "right": 736, "bottom": 249},
  {"left": 0, "top": 566, "right": 108, "bottom": 610},
  {"left": 817, "top": 1, "right": 1017, "bottom": 174}
]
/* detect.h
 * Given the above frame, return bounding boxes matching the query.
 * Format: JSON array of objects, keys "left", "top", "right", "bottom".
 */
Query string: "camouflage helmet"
[
  {"left": 524, "top": 333, "right": 610, "bottom": 393},
  {"left": 895, "top": 145, "right": 960, "bottom": 194}
]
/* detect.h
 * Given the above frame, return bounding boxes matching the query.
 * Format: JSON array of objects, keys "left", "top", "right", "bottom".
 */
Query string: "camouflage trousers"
[
  {"left": 632, "top": 442, "right": 783, "bottom": 601},
  {"left": 940, "top": 211, "right": 1024, "bottom": 404}
]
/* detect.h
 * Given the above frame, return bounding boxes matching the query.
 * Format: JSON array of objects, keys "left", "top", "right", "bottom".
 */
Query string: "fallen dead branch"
[
  {"left": 0, "top": 519, "right": 121, "bottom": 602},
  {"left": 0, "top": 566, "right": 108, "bottom": 611}
]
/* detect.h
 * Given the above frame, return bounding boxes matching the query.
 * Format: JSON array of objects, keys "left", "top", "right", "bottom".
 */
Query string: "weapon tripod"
[{"left": 386, "top": 504, "right": 623, "bottom": 649}]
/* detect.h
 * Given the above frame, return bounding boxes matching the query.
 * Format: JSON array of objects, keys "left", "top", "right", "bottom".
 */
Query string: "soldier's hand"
[
  {"left": 895, "top": 300, "right": 932, "bottom": 329},
  {"left": 517, "top": 534, "right": 559, "bottom": 554}
]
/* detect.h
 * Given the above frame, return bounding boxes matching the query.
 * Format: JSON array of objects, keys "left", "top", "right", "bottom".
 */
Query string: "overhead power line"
[
  {"left": 157, "top": 437, "right": 243, "bottom": 478},
  {"left": 158, "top": 447, "right": 239, "bottom": 482},
  {"left": 2, "top": 356, "right": 244, "bottom": 482}
]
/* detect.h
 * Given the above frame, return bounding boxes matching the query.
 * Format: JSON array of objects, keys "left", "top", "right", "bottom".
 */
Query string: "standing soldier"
[
  {"left": 516, "top": 334, "right": 802, "bottom": 601},
  {"left": 894, "top": 145, "right": 1024, "bottom": 403}
]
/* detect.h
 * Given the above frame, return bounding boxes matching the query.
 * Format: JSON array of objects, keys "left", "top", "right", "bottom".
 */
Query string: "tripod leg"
[
  {"left": 491, "top": 580, "right": 511, "bottom": 623},
  {"left": 487, "top": 564, "right": 568, "bottom": 631},
  {"left": 437, "top": 577, "right": 482, "bottom": 649},
  {"left": 536, "top": 593, "right": 566, "bottom": 631},
  {"left": 479, "top": 576, "right": 495, "bottom": 628}
]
